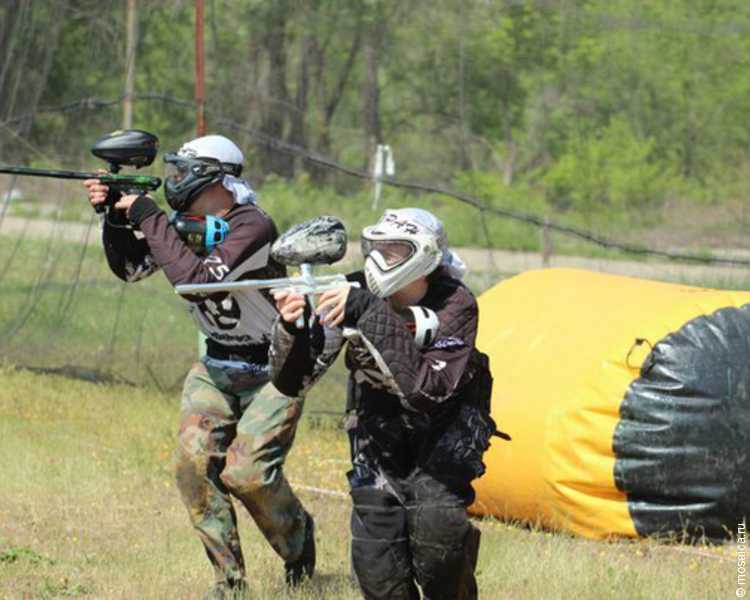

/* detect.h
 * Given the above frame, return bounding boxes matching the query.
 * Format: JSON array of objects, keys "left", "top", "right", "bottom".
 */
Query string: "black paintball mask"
[{"left": 163, "top": 153, "right": 242, "bottom": 212}]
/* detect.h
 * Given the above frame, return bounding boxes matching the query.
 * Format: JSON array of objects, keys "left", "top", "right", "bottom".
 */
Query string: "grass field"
[
  {"left": 0, "top": 232, "right": 198, "bottom": 389},
  {"left": 0, "top": 367, "right": 739, "bottom": 600},
  {"left": 0, "top": 212, "right": 746, "bottom": 598}
]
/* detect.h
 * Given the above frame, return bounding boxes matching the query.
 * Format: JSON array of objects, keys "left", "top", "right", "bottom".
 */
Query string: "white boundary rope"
[{"left": 290, "top": 482, "right": 349, "bottom": 499}]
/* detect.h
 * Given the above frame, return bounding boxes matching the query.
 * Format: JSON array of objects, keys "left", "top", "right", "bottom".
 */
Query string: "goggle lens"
[
  {"left": 361, "top": 239, "right": 414, "bottom": 267},
  {"left": 164, "top": 154, "right": 190, "bottom": 183},
  {"left": 164, "top": 154, "right": 222, "bottom": 182}
]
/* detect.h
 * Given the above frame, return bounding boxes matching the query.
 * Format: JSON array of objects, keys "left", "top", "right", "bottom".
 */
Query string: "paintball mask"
[{"left": 361, "top": 209, "right": 442, "bottom": 298}]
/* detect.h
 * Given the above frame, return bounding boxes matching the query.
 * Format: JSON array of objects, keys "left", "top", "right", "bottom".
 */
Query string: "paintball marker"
[
  {"left": 175, "top": 216, "right": 359, "bottom": 328},
  {"left": 0, "top": 129, "right": 162, "bottom": 216}
]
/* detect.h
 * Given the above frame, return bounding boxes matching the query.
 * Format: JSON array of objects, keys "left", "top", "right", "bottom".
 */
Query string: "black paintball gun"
[{"left": 0, "top": 129, "right": 161, "bottom": 216}]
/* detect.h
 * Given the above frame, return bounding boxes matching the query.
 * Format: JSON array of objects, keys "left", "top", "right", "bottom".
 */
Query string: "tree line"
[{"left": 2, "top": 0, "right": 750, "bottom": 225}]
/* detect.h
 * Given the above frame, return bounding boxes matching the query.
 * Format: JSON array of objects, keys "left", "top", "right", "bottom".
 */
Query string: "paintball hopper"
[
  {"left": 271, "top": 215, "right": 348, "bottom": 266},
  {"left": 91, "top": 129, "right": 159, "bottom": 171}
]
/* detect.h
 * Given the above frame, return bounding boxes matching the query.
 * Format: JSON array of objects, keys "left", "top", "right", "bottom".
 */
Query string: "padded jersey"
[
  {"left": 102, "top": 199, "right": 285, "bottom": 363},
  {"left": 270, "top": 267, "right": 486, "bottom": 414}
]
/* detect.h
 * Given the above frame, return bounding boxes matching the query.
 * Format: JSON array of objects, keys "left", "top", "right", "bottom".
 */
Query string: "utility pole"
[
  {"left": 195, "top": 0, "right": 207, "bottom": 358},
  {"left": 195, "top": 0, "right": 206, "bottom": 136},
  {"left": 123, "top": 0, "right": 137, "bottom": 129}
]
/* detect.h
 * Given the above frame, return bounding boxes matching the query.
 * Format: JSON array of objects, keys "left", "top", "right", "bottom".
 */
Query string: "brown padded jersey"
[
  {"left": 347, "top": 268, "right": 479, "bottom": 413},
  {"left": 102, "top": 198, "right": 285, "bottom": 363},
  {"left": 270, "top": 267, "right": 483, "bottom": 414}
]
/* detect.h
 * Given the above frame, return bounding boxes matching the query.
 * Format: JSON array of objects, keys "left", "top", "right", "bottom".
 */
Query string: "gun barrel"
[
  {"left": 0, "top": 165, "right": 99, "bottom": 181},
  {"left": 176, "top": 278, "right": 291, "bottom": 295},
  {"left": 0, "top": 165, "right": 161, "bottom": 190},
  {"left": 175, "top": 274, "right": 351, "bottom": 296}
]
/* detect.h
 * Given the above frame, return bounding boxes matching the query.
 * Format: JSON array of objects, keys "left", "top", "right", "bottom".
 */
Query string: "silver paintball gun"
[{"left": 174, "top": 215, "right": 359, "bottom": 328}]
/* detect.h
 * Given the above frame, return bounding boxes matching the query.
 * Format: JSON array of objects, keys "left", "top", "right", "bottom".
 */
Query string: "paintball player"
[
  {"left": 270, "top": 208, "right": 500, "bottom": 600},
  {"left": 83, "top": 135, "right": 314, "bottom": 598}
]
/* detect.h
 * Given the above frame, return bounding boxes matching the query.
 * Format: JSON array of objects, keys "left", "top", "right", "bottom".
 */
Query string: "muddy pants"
[
  {"left": 344, "top": 389, "right": 494, "bottom": 600},
  {"left": 175, "top": 359, "right": 308, "bottom": 585},
  {"left": 349, "top": 470, "right": 480, "bottom": 600}
]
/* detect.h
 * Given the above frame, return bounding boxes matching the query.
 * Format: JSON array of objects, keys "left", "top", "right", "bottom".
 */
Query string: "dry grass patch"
[{"left": 0, "top": 368, "right": 737, "bottom": 599}]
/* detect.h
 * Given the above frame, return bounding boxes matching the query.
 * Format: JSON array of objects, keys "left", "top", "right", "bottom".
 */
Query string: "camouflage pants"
[{"left": 175, "top": 359, "right": 308, "bottom": 585}]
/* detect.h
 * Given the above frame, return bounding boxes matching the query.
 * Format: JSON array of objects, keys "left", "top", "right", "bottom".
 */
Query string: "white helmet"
[
  {"left": 164, "top": 134, "right": 256, "bottom": 211},
  {"left": 178, "top": 134, "right": 245, "bottom": 165},
  {"left": 402, "top": 306, "right": 440, "bottom": 348},
  {"left": 361, "top": 208, "right": 443, "bottom": 298}
]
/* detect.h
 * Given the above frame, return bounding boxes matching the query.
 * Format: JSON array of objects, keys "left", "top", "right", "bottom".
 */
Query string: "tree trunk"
[
  {"left": 287, "top": 32, "right": 313, "bottom": 176},
  {"left": 310, "top": 19, "right": 362, "bottom": 183},
  {"left": 0, "top": 2, "right": 67, "bottom": 157},
  {"left": 22, "top": 2, "right": 68, "bottom": 138},
  {"left": 362, "top": 16, "right": 384, "bottom": 176},
  {"left": 257, "top": 1, "right": 294, "bottom": 178}
]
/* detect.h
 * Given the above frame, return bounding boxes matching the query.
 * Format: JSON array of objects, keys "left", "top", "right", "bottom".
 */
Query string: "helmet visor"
[
  {"left": 164, "top": 154, "right": 191, "bottom": 184},
  {"left": 361, "top": 238, "right": 415, "bottom": 269},
  {"left": 164, "top": 153, "right": 223, "bottom": 184}
]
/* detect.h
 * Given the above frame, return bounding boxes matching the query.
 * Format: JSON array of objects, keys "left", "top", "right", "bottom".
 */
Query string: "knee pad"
[
  {"left": 410, "top": 504, "right": 473, "bottom": 594},
  {"left": 350, "top": 487, "right": 418, "bottom": 600}
]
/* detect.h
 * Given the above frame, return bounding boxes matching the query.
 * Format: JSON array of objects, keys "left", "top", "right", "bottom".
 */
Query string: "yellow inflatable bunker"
[{"left": 471, "top": 268, "right": 750, "bottom": 540}]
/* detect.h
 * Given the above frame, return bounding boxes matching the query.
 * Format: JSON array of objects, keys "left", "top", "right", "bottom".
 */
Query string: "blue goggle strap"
[{"left": 204, "top": 215, "right": 230, "bottom": 252}]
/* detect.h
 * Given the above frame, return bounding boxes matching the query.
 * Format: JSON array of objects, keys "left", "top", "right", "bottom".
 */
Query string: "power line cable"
[
  {"left": 57, "top": 210, "right": 97, "bottom": 322},
  {"left": 0, "top": 189, "right": 65, "bottom": 342},
  {"left": 5, "top": 93, "right": 750, "bottom": 267},
  {"left": 215, "top": 117, "right": 750, "bottom": 267}
]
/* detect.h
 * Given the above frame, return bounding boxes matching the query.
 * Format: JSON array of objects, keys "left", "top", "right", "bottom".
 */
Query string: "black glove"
[
  {"left": 342, "top": 287, "right": 379, "bottom": 327},
  {"left": 127, "top": 194, "right": 161, "bottom": 227}
]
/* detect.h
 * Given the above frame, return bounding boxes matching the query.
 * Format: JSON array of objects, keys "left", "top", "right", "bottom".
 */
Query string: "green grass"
[
  {"left": 0, "top": 368, "right": 738, "bottom": 599},
  {"left": 7, "top": 197, "right": 92, "bottom": 223},
  {"left": 0, "top": 233, "right": 202, "bottom": 388},
  {"left": 674, "top": 272, "right": 750, "bottom": 291},
  {"left": 0, "top": 219, "right": 744, "bottom": 598}
]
